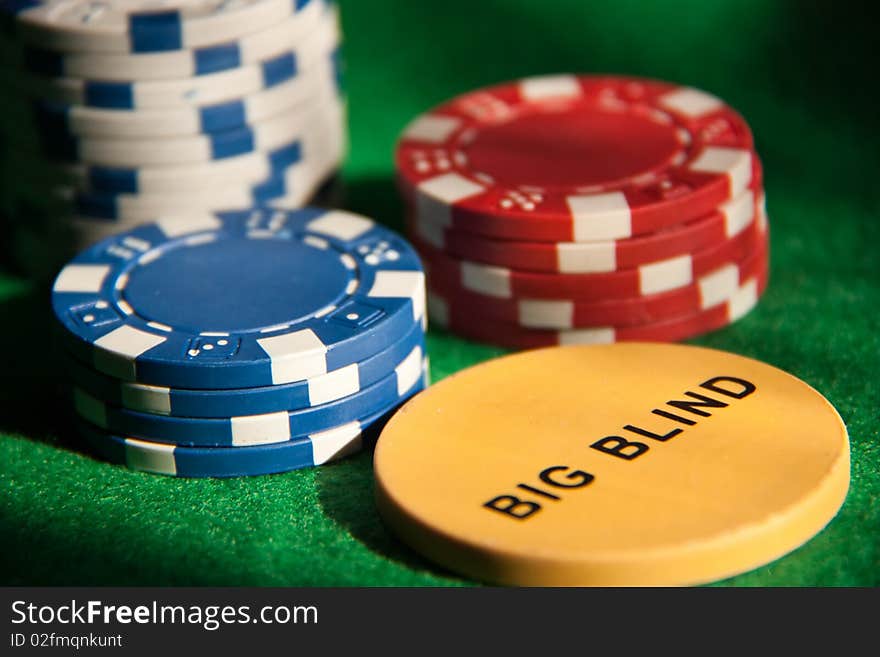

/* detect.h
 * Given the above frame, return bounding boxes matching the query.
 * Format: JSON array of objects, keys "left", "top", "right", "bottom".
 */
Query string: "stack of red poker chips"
[{"left": 394, "top": 74, "right": 769, "bottom": 349}]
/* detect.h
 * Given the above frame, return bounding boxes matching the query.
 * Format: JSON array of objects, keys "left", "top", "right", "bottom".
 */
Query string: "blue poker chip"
[
  {"left": 76, "top": 369, "right": 427, "bottom": 478},
  {"left": 52, "top": 207, "right": 427, "bottom": 390},
  {"left": 72, "top": 346, "right": 427, "bottom": 447},
  {"left": 67, "top": 318, "right": 425, "bottom": 418}
]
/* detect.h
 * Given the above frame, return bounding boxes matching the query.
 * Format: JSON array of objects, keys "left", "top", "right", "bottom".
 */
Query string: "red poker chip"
[
  {"left": 408, "top": 174, "right": 764, "bottom": 275},
  {"left": 396, "top": 74, "right": 757, "bottom": 243},
  {"left": 428, "top": 264, "right": 769, "bottom": 349},
  {"left": 418, "top": 210, "right": 768, "bottom": 301},
  {"left": 428, "top": 236, "right": 768, "bottom": 329}
]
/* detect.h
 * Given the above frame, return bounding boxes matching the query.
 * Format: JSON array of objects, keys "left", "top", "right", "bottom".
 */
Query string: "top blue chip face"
[{"left": 52, "top": 207, "right": 426, "bottom": 390}]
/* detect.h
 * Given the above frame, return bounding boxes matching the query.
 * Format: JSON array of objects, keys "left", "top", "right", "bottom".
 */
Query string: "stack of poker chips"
[
  {"left": 50, "top": 207, "right": 428, "bottom": 478},
  {"left": 0, "top": 0, "right": 346, "bottom": 278},
  {"left": 394, "top": 74, "right": 768, "bottom": 349}
]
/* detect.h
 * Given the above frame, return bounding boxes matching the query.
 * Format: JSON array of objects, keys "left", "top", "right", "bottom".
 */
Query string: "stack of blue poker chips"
[
  {"left": 51, "top": 207, "right": 430, "bottom": 478},
  {"left": 0, "top": 0, "right": 347, "bottom": 280}
]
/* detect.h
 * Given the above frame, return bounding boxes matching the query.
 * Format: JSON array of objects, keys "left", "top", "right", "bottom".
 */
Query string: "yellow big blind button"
[{"left": 373, "top": 343, "right": 850, "bottom": 586}]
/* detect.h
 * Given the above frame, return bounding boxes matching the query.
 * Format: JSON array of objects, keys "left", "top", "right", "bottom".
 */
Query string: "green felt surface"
[{"left": 1, "top": 0, "right": 878, "bottom": 586}]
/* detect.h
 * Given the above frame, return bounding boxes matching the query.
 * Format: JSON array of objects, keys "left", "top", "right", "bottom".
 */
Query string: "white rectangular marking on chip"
[
  {"left": 303, "top": 235, "right": 330, "bottom": 250},
  {"left": 260, "top": 323, "right": 291, "bottom": 334},
  {"left": 567, "top": 192, "right": 632, "bottom": 241},
  {"left": 728, "top": 279, "right": 759, "bottom": 321},
  {"left": 121, "top": 383, "right": 172, "bottom": 415},
  {"left": 521, "top": 75, "right": 580, "bottom": 100},
  {"left": 418, "top": 172, "right": 485, "bottom": 205},
  {"left": 659, "top": 88, "right": 723, "bottom": 117},
  {"left": 73, "top": 388, "right": 107, "bottom": 429},
  {"left": 461, "top": 262, "right": 511, "bottom": 298},
  {"left": 231, "top": 411, "right": 291, "bottom": 446},
  {"left": 639, "top": 254, "right": 693, "bottom": 295},
  {"left": 519, "top": 300, "right": 574, "bottom": 329},
  {"left": 698, "top": 263, "right": 740, "bottom": 308},
  {"left": 307, "top": 210, "right": 374, "bottom": 241},
  {"left": 155, "top": 214, "right": 221, "bottom": 238},
  {"left": 93, "top": 326, "right": 167, "bottom": 381},
  {"left": 121, "top": 236, "right": 150, "bottom": 252},
  {"left": 421, "top": 356, "right": 431, "bottom": 386},
  {"left": 309, "top": 422, "right": 363, "bottom": 465},
  {"left": 556, "top": 241, "right": 617, "bottom": 273},
  {"left": 308, "top": 363, "right": 361, "bottom": 406},
  {"left": 403, "top": 114, "right": 462, "bottom": 143},
  {"left": 258, "top": 329, "right": 328, "bottom": 384},
  {"left": 559, "top": 327, "right": 615, "bottom": 345},
  {"left": 146, "top": 321, "right": 172, "bottom": 332},
  {"left": 125, "top": 438, "right": 177, "bottom": 476},
  {"left": 53, "top": 264, "right": 109, "bottom": 293},
  {"left": 427, "top": 293, "right": 449, "bottom": 326},
  {"left": 690, "top": 147, "right": 752, "bottom": 198},
  {"left": 721, "top": 190, "right": 755, "bottom": 237},
  {"left": 415, "top": 214, "right": 447, "bottom": 248},
  {"left": 415, "top": 193, "right": 452, "bottom": 230},
  {"left": 368, "top": 270, "right": 426, "bottom": 322},
  {"left": 138, "top": 250, "right": 162, "bottom": 266},
  {"left": 395, "top": 346, "right": 424, "bottom": 395},
  {"left": 757, "top": 196, "right": 768, "bottom": 231},
  {"left": 184, "top": 233, "right": 218, "bottom": 248}
]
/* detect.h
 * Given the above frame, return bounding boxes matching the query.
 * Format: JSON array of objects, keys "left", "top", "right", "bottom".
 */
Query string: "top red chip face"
[{"left": 396, "top": 75, "right": 757, "bottom": 243}]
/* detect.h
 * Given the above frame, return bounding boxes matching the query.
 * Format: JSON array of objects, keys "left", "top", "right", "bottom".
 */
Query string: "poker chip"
[
  {"left": 52, "top": 208, "right": 426, "bottom": 390},
  {"left": 429, "top": 237, "right": 768, "bottom": 329},
  {"left": 421, "top": 211, "right": 766, "bottom": 302},
  {"left": 20, "top": 10, "right": 340, "bottom": 110},
  {"left": 77, "top": 363, "right": 427, "bottom": 478},
  {"left": 50, "top": 208, "right": 429, "bottom": 478},
  {"left": 65, "top": 319, "right": 426, "bottom": 418},
  {"left": 396, "top": 74, "right": 756, "bottom": 243},
  {"left": 394, "top": 75, "right": 770, "bottom": 348},
  {"left": 68, "top": 139, "right": 342, "bottom": 221},
  {"left": 374, "top": 343, "right": 850, "bottom": 586},
  {"left": 1, "top": 0, "right": 313, "bottom": 55},
  {"left": 65, "top": 136, "right": 329, "bottom": 195},
  {"left": 429, "top": 265, "right": 767, "bottom": 349},
  {"left": 412, "top": 176, "right": 762, "bottom": 275},
  {"left": 37, "top": 97, "right": 344, "bottom": 167},
  {"left": 18, "top": 0, "right": 326, "bottom": 80},
  {"left": 25, "top": 49, "right": 301, "bottom": 110},
  {"left": 69, "top": 164, "right": 313, "bottom": 221},
  {"left": 74, "top": 346, "right": 427, "bottom": 447},
  {"left": 1, "top": 0, "right": 346, "bottom": 271},
  {"left": 31, "top": 64, "right": 335, "bottom": 139}
]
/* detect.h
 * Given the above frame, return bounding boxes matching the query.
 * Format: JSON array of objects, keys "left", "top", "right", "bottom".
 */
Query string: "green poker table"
[{"left": 1, "top": 0, "right": 877, "bottom": 586}]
